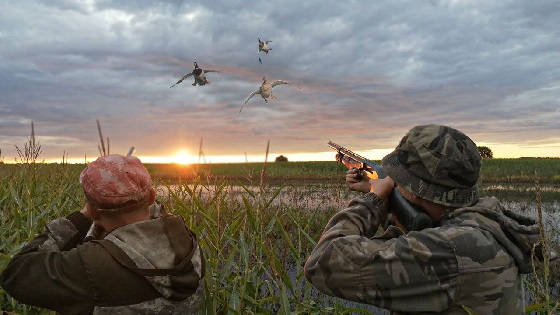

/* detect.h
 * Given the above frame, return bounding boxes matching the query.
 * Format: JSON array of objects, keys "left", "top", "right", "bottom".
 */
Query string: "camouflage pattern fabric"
[
  {"left": 93, "top": 284, "right": 205, "bottom": 315},
  {"left": 93, "top": 206, "right": 205, "bottom": 314},
  {"left": 80, "top": 154, "right": 152, "bottom": 212},
  {"left": 1, "top": 204, "right": 205, "bottom": 315},
  {"left": 304, "top": 194, "right": 539, "bottom": 314},
  {"left": 382, "top": 125, "right": 481, "bottom": 207}
]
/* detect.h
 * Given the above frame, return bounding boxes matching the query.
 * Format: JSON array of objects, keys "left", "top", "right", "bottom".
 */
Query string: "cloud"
[{"left": 0, "top": 0, "right": 559, "bottom": 160}]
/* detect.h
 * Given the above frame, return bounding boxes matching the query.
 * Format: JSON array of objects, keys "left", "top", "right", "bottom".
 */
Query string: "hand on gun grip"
[
  {"left": 330, "top": 141, "right": 434, "bottom": 232},
  {"left": 345, "top": 168, "right": 371, "bottom": 193}
]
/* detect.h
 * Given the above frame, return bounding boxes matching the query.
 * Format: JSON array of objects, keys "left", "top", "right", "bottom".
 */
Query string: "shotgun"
[{"left": 328, "top": 141, "right": 434, "bottom": 231}]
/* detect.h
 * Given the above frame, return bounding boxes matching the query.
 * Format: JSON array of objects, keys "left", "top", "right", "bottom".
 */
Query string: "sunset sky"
[{"left": 1, "top": 0, "right": 559, "bottom": 163}]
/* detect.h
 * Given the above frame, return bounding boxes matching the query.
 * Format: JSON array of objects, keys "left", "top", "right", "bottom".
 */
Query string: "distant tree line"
[{"left": 477, "top": 146, "right": 493, "bottom": 159}]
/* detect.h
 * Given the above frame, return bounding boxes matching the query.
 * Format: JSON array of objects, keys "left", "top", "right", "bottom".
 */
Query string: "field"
[
  {"left": 0, "top": 159, "right": 559, "bottom": 314},
  {"left": 140, "top": 158, "right": 560, "bottom": 183}
]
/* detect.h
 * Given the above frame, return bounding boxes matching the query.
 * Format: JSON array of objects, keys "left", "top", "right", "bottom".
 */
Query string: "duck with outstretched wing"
[
  {"left": 239, "top": 77, "right": 289, "bottom": 113},
  {"left": 170, "top": 62, "right": 219, "bottom": 87}
]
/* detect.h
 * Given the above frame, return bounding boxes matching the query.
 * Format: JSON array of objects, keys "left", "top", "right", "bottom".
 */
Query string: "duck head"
[{"left": 193, "top": 62, "right": 199, "bottom": 69}]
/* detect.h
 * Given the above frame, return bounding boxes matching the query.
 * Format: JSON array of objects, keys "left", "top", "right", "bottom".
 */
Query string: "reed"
[
  {"left": 0, "top": 126, "right": 558, "bottom": 313},
  {"left": 523, "top": 173, "right": 559, "bottom": 315},
  {"left": 0, "top": 143, "right": 372, "bottom": 313},
  {"left": 139, "top": 159, "right": 560, "bottom": 185},
  {"left": 1, "top": 160, "right": 559, "bottom": 313}
]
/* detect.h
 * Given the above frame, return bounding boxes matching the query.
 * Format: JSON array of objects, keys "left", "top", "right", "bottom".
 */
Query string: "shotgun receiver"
[{"left": 328, "top": 141, "right": 434, "bottom": 231}]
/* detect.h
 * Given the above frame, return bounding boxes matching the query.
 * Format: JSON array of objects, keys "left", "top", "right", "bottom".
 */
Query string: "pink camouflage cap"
[{"left": 80, "top": 154, "right": 152, "bottom": 212}]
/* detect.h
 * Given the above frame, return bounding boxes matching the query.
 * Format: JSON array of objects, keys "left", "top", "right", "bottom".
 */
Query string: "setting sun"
[{"left": 174, "top": 151, "right": 193, "bottom": 165}]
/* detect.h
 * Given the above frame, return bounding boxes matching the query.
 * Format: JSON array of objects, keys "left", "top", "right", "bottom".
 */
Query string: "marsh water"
[{"left": 156, "top": 182, "right": 560, "bottom": 220}]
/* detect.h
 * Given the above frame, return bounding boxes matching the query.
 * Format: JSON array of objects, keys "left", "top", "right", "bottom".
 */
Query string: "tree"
[
  {"left": 275, "top": 155, "right": 288, "bottom": 162},
  {"left": 477, "top": 146, "right": 493, "bottom": 159}
]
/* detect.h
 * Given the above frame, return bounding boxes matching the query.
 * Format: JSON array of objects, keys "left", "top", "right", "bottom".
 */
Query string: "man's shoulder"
[
  {"left": 110, "top": 214, "right": 194, "bottom": 243},
  {"left": 418, "top": 222, "right": 516, "bottom": 273},
  {"left": 103, "top": 215, "right": 197, "bottom": 267}
]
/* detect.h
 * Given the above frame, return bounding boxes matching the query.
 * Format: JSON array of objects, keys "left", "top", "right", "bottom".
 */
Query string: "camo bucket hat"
[
  {"left": 80, "top": 154, "right": 152, "bottom": 212},
  {"left": 382, "top": 124, "right": 481, "bottom": 207}
]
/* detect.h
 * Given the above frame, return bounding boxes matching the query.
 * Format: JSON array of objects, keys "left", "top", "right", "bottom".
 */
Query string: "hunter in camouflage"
[
  {"left": 1, "top": 154, "right": 204, "bottom": 315},
  {"left": 304, "top": 124, "right": 541, "bottom": 314}
]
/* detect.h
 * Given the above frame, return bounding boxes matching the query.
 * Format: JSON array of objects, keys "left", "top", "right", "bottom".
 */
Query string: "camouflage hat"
[
  {"left": 382, "top": 124, "right": 481, "bottom": 207},
  {"left": 80, "top": 154, "right": 152, "bottom": 212}
]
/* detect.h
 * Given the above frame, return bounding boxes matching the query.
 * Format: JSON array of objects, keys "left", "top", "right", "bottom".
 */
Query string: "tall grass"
[
  {"left": 0, "top": 143, "right": 558, "bottom": 313},
  {"left": 522, "top": 175, "right": 560, "bottom": 315},
  {"left": 0, "top": 166, "right": 380, "bottom": 313},
  {"left": 0, "top": 130, "right": 84, "bottom": 314},
  {"left": 140, "top": 158, "right": 560, "bottom": 184},
  {"left": 157, "top": 177, "right": 379, "bottom": 314}
]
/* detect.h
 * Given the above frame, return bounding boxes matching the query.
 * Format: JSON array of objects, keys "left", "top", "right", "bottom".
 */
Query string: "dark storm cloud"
[{"left": 0, "top": 0, "right": 559, "bottom": 159}]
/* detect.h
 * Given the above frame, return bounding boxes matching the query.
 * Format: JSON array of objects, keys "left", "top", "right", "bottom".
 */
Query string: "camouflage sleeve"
[
  {"left": 304, "top": 193, "right": 458, "bottom": 312},
  {"left": 40, "top": 211, "right": 93, "bottom": 251},
  {"left": 0, "top": 212, "right": 160, "bottom": 314}
]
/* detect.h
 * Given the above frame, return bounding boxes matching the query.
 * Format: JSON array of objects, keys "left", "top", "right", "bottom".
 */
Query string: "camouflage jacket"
[
  {"left": 304, "top": 194, "right": 540, "bottom": 314},
  {"left": 1, "top": 204, "right": 204, "bottom": 315}
]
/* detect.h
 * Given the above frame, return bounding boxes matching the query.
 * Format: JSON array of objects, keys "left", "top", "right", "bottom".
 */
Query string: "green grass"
[
  {"left": 3, "top": 157, "right": 558, "bottom": 184},
  {"left": 479, "top": 158, "right": 560, "bottom": 184},
  {"left": 0, "top": 163, "right": 85, "bottom": 313},
  {"left": 1, "top": 160, "right": 558, "bottom": 314},
  {"left": 0, "top": 163, "right": 377, "bottom": 314},
  {"left": 161, "top": 180, "right": 342, "bottom": 314},
  {"left": 162, "top": 158, "right": 560, "bottom": 185},
  {"left": 144, "top": 158, "right": 560, "bottom": 184},
  {"left": 143, "top": 161, "right": 348, "bottom": 184}
]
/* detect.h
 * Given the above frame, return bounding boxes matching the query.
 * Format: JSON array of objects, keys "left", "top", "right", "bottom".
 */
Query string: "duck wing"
[
  {"left": 170, "top": 72, "right": 193, "bottom": 88},
  {"left": 239, "top": 89, "right": 260, "bottom": 113},
  {"left": 243, "top": 89, "right": 260, "bottom": 105},
  {"left": 266, "top": 40, "right": 272, "bottom": 44},
  {"left": 203, "top": 69, "right": 219, "bottom": 73},
  {"left": 271, "top": 80, "right": 289, "bottom": 88}
]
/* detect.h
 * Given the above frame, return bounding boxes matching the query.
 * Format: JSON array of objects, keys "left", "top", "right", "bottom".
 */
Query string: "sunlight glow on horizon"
[
  {"left": 173, "top": 150, "right": 194, "bottom": 165},
  {"left": 7, "top": 142, "right": 560, "bottom": 164}
]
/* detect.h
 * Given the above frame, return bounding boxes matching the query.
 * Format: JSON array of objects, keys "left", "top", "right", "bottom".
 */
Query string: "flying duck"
[
  {"left": 170, "top": 62, "right": 219, "bottom": 87},
  {"left": 258, "top": 38, "right": 272, "bottom": 64},
  {"left": 239, "top": 77, "right": 289, "bottom": 113}
]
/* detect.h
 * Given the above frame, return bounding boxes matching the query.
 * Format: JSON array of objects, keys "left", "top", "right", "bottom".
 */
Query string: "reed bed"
[
  {"left": 2, "top": 158, "right": 559, "bottom": 184},
  {"left": 138, "top": 158, "right": 560, "bottom": 184},
  {"left": 0, "top": 163, "right": 84, "bottom": 314},
  {"left": 1, "top": 163, "right": 558, "bottom": 314}
]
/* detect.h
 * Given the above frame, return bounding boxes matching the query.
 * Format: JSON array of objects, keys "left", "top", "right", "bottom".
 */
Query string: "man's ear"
[{"left": 87, "top": 203, "right": 100, "bottom": 220}]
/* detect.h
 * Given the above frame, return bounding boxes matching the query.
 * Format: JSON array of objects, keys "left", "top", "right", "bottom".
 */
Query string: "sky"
[{"left": 1, "top": 0, "right": 559, "bottom": 163}]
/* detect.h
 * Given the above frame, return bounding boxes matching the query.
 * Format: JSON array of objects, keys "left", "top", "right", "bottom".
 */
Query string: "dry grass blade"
[
  {"left": 198, "top": 137, "right": 205, "bottom": 164},
  {"left": 260, "top": 140, "right": 270, "bottom": 189},
  {"left": 525, "top": 171, "right": 558, "bottom": 315},
  {"left": 96, "top": 119, "right": 106, "bottom": 156},
  {"left": 14, "top": 121, "right": 42, "bottom": 164}
]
